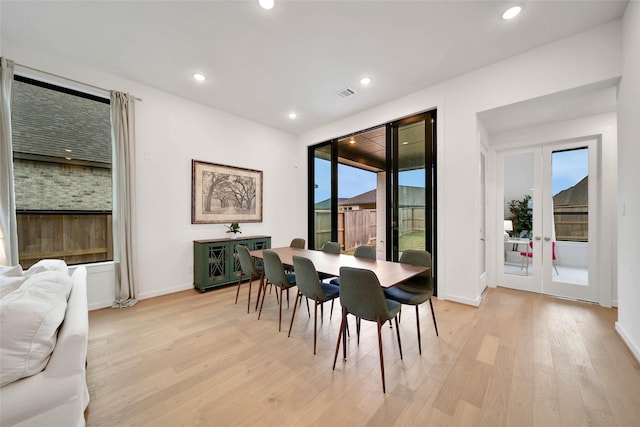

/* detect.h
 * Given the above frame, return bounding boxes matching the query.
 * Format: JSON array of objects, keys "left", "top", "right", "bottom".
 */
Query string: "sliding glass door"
[{"left": 308, "top": 110, "right": 437, "bottom": 290}]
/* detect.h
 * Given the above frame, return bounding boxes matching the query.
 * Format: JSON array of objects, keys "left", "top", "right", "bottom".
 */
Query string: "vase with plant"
[
  {"left": 225, "top": 222, "right": 241, "bottom": 239},
  {"left": 508, "top": 195, "right": 532, "bottom": 238}
]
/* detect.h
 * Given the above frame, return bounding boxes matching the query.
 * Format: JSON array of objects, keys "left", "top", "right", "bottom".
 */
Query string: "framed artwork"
[{"left": 191, "top": 160, "right": 263, "bottom": 224}]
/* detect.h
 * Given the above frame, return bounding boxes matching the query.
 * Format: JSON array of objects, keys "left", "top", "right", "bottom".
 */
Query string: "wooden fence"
[
  {"left": 554, "top": 205, "right": 588, "bottom": 242},
  {"left": 17, "top": 212, "right": 113, "bottom": 268},
  {"left": 315, "top": 207, "right": 424, "bottom": 251}
]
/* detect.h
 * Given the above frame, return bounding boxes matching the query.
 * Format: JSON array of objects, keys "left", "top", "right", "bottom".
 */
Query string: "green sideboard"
[{"left": 193, "top": 235, "right": 271, "bottom": 292}]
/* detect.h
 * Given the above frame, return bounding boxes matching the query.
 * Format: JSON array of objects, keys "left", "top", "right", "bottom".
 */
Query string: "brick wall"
[{"left": 14, "top": 159, "right": 112, "bottom": 211}]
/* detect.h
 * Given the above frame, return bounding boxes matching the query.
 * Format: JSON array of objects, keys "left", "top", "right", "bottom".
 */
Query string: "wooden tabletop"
[{"left": 249, "top": 246, "right": 428, "bottom": 288}]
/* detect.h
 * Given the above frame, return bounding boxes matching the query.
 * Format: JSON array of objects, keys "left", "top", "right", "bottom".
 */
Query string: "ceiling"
[{"left": 0, "top": 1, "right": 628, "bottom": 135}]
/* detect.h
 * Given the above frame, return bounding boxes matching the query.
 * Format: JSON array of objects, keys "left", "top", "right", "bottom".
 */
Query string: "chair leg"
[
  {"left": 234, "top": 272, "right": 243, "bottom": 305},
  {"left": 333, "top": 307, "right": 348, "bottom": 370},
  {"left": 258, "top": 278, "right": 268, "bottom": 320},
  {"left": 246, "top": 276, "right": 252, "bottom": 314},
  {"left": 255, "top": 273, "right": 265, "bottom": 311},
  {"left": 313, "top": 297, "right": 318, "bottom": 355},
  {"left": 356, "top": 317, "right": 361, "bottom": 345},
  {"left": 278, "top": 287, "right": 284, "bottom": 332},
  {"left": 394, "top": 315, "right": 403, "bottom": 360},
  {"left": 376, "top": 315, "right": 386, "bottom": 393},
  {"left": 306, "top": 297, "right": 311, "bottom": 318},
  {"left": 330, "top": 299, "right": 334, "bottom": 320},
  {"left": 288, "top": 291, "right": 301, "bottom": 338},
  {"left": 429, "top": 298, "right": 439, "bottom": 337},
  {"left": 415, "top": 305, "right": 422, "bottom": 355}
]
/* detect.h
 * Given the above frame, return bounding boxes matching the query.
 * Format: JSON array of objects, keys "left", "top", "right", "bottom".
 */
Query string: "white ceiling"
[{"left": 0, "top": 1, "right": 628, "bottom": 135}]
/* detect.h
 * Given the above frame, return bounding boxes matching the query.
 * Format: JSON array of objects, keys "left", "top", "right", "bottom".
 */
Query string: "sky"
[{"left": 552, "top": 148, "right": 588, "bottom": 196}]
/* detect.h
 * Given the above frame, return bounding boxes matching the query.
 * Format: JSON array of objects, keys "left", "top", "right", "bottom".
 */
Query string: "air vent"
[{"left": 336, "top": 87, "right": 356, "bottom": 98}]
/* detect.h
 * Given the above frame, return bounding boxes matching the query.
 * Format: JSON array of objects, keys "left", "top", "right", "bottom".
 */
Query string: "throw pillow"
[{"left": 0, "top": 270, "right": 72, "bottom": 387}]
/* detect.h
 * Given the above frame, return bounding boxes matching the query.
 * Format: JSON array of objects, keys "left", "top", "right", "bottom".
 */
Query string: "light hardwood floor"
[{"left": 86, "top": 284, "right": 640, "bottom": 426}]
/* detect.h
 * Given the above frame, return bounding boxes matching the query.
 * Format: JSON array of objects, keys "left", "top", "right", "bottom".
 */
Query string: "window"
[{"left": 11, "top": 76, "right": 113, "bottom": 268}]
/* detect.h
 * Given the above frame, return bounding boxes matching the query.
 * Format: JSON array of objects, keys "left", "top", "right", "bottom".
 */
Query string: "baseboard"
[
  {"left": 137, "top": 283, "right": 194, "bottom": 301},
  {"left": 442, "top": 293, "right": 481, "bottom": 307},
  {"left": 615, "top": 321, "right": 640, "bottom": 364}
]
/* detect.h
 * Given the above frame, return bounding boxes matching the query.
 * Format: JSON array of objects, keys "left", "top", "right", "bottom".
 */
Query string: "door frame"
[{"left": 495, "top": 136, "right": 601, "bottom": 302}]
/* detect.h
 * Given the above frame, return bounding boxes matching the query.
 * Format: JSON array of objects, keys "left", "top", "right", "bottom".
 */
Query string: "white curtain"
[
  {"left": 0, "top": 57, "right": 18, "bottom": 266},
  {"left": 110, "top": 91, "right": 137, "bottom": 308}
]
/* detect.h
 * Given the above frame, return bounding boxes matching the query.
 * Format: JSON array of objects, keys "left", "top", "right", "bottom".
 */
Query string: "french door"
[{"left": 498, "top": 138, "right": 598, "bottom": 302}]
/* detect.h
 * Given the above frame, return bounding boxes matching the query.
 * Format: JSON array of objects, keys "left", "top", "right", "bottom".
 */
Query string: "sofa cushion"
[{"left": 0, "top": 270, "right": 72, "bottom": 387}]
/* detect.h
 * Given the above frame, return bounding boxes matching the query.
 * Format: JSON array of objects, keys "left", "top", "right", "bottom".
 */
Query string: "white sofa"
[{"left": 0, "top": 263, "right": 90, "bottom": 427}]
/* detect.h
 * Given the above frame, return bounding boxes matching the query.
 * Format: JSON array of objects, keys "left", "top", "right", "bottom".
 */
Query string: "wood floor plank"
[{"left": 84, "top": 285, "right": 640, "bottom": 426}]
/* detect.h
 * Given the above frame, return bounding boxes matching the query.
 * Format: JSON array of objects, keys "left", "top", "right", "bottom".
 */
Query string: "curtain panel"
[
  {"left": 111, "top": 91, "right": 138, "bottom": 308},
  {"left": 0, "top": 57, "right": 18, "bottom": 266}
]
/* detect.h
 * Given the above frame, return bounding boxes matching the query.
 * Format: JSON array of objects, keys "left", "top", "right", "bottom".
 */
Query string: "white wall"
[
  {"left": 616, "top": 1, "right": 640, "bottom": 362},
  {"left": 1, "top": 40, "right": 307, "bottom": 310},
  {"left": 298, "top": 21, "right": 622, "bottom": 307}
]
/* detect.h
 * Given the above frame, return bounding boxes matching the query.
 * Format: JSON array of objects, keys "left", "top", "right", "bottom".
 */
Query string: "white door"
[{"left": 498, "top": 138, "right": 597, "bottom": 301}]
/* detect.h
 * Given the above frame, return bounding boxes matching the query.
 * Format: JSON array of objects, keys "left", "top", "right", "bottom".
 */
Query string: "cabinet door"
[
  {"left": 205, "top": 242, "right": 229, "bottom": 285},
  {"left": 250, "top": 238, "right": 270, "bottom": 270}
]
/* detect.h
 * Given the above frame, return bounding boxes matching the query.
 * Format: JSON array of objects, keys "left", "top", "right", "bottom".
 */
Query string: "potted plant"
[
  {"left": 225, "top": 222, "right": 241, "bottom": 239},
  {"left": 508, "top": 195, "right": 532, "bottom": 239}
]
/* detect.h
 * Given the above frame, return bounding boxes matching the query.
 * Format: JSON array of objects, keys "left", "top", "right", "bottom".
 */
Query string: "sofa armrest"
[{"left": 45, "top": 267, "right": 88, "bottom": 377}]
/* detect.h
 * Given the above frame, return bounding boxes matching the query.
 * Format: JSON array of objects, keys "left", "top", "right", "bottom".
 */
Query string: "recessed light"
[
  {"left": 64, "top": 148, "right": 72, "bottom": 152},
  {"left": 360, "top": 77, "right": 371, "bottom": 86},
  {"left": 65, "top": 157, "right": 72, "bottom": 160},
  {"left": 289, "top": 112, "right": 297, "bottom": 119},
  {"left": 259, "top": 0, "right": 274, "bottom": 10},
  {"left": 502, "top": 5, "right": 522, "bottom": 20},
  {"left": 402, "top": 141, "right": 409, "bottom": 145},
  {"left": 349, "top": 138, "right": 356, "bottom": 145},
  {"left": 193, "top": 73, "right": 206, "bottom": 82}
]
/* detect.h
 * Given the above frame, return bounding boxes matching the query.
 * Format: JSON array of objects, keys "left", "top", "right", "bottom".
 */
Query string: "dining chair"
[
  {"left": 333, "top": 266, "right": 403, "bottom": 393},
  {"left": 317, "top": 241, "right": 341, "bottom": 282},
  {"left": 288, "top": 255, "right": 340, "bottom": 354},
  {"left": 330, "top": 244, "right": 376, "bottom": 286},
  {"left": 321, "top": 241, "right": 340, "bottom": 254},
  {"left": 289, "top": 238, "right": 306, "bottom": 249},
  {"left": 259, "top": 250, "right": 297, "bottom": 332},
  {"left": 234, "top": 245, "right": 262, "bottom": 313},
  {"left": 383, "top": 249, "right": 438, "bottom": 355}
]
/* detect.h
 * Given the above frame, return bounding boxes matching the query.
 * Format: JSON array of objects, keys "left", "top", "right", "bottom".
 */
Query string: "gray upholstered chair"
[
  {"left": 288, "top": 255, "right": 339, "bottom": 354},
  {"left": 235, "top": 245, "right": 262, "bottom": 313},
  {"left": 259, "top": 250, "right": 297, "bottom": 332},
  {"left": 383, "top": 249, "right": 438, "bottom": 355},
  {"left": 330, "top": 244, "right": 376, "bottom": 286},
  {"left": 321, "top": 241, "right": 340, "bottom": 254},
  {"left": 289, "top": 238, "right": 305, "bottom": 249},
  {"left": 332, "top": 266, "right": 403, "bottom": 393},
  {"left": 318, "top": 241, "right": 341, "bottom": 282}
]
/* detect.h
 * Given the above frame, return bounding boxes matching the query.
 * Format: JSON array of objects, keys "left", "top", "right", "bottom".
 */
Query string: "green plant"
[
  {"left": 225, "top": 222, "right": 241, "bottom": 234},
  {"left": 508, "top": 195, "right": 532, "bottom": 238}
]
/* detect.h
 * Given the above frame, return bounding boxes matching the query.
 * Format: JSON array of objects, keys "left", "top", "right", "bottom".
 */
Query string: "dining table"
[{"left": 248, "top": 246, "right": 428, "bottom": 289}]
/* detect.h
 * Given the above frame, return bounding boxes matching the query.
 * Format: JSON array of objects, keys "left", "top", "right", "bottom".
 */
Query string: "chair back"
[
  {"left": 354, "top": 245, "right": 376, "bottom": 259},
  {"left": 236, "top": 245, "right": 258, "bottom": 276},
  {"left": 398, "top": 249, "right": 433, "bottom": 293},
  {"left": 292, "top": 256, "right": 326, "bottom": 300},
  {"left": 322, "top": 241, "right": 340, "bottom": 254},
  {"left": 262, "top": 250, "right": 290, "bottom": 287},
  {"left": 289, "top": 238, "right": 305, "bottom": 249},
  {"left": 339, "top": 267, "right": 392, "bottom": 322}
]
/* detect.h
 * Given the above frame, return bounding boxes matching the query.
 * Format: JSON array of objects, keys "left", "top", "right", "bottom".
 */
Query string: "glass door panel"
[
  {"left": 500, "top": 150, "right": 542, "bottom": 293},
  {"left": 543, "top": 140, "right": 596, "bottom": 301},
  {"left": 313, "top": 144, "right": 332, "bottom": 250},
  {"left": 397, "top": 120, "right": 426, "bottom": 255}
]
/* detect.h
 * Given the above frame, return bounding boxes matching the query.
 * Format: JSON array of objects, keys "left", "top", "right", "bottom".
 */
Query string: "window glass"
[{"left": 12, "top": 77, "right": 113, "bottom": 267}]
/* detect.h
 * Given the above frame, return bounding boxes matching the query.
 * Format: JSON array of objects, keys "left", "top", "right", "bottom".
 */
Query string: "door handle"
[
  {"left": 544, "top": 237, "right": 551, "bottom": 241},
  {"left": 534, "top": 236, "right": 541, "bottom": 241}
]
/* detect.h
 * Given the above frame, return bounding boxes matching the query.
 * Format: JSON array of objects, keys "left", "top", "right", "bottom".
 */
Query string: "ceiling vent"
[{"left": 336, "top": 87, "right": 356, "bottom": 98}]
